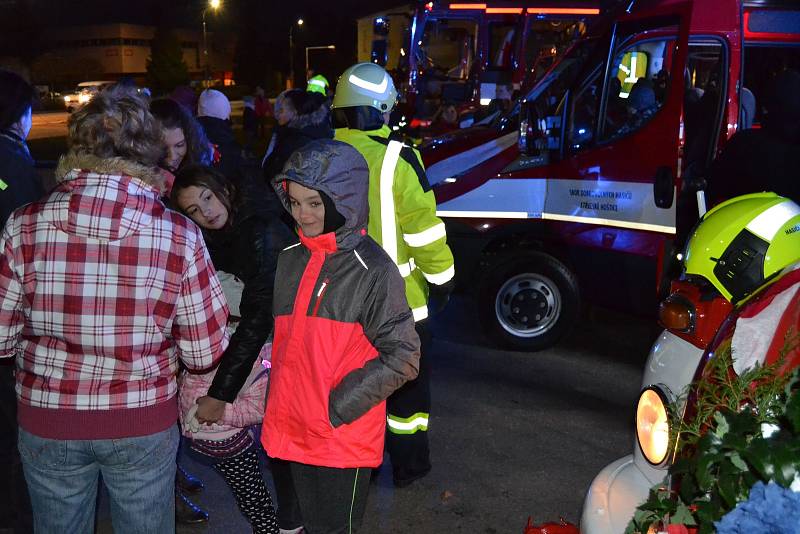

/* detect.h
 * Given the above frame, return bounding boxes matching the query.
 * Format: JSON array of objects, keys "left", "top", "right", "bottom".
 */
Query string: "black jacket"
[
  {"left": 706, "top": 128, "right": 800, "bottom": 207},
  {"left": 262, "top": 106, "right": 333, "bottom": 183},
  {"left": 0, "top": 131, "right": 43, "bottom": 229},
  {"left": 198, "top": 116, "right": 243, "bottom": 186},
  {"left": 205, "top": 174, "right": 294, "bottom": 402}
]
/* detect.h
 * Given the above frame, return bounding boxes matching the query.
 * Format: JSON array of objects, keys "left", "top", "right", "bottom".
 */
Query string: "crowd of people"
[{"left": 0, "top": 62, "right": 455, "bottom": 534}]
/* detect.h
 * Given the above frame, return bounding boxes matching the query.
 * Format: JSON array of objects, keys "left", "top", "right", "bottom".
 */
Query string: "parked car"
[{"left": 63, "top": 81, "right": 114, "bottom": 112}]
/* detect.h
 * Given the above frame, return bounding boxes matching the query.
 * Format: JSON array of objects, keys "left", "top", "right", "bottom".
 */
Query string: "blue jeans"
[{"left": 18, "top": 425, "right": 178, "bottom": 534}]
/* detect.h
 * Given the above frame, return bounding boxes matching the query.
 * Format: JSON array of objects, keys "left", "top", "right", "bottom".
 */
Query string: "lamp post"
[
  {"left": 288, "top": 18, "right": 304, "bottom": 89},
  {"left": 305, "top": 45, "right": 336, "bottom": 81},
  {"left": 202, "top": 0, "right": 221, "bottom": 83}
]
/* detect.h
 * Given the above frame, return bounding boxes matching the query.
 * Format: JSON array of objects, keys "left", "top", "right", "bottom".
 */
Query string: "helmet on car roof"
[{"left": 683, "top": 192, "right": 800, "bottom": 302}]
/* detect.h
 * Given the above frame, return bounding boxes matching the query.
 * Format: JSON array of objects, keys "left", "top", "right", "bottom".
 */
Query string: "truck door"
[{"left": 542, "top": 2, "right": 693, "bottom": 235}]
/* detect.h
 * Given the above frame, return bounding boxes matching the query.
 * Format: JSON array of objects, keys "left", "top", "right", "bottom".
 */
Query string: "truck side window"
[
  {"left": 600, "top": 38, "right": 673, "bottom": 142},
  {"left": 741, "top": 45, "right": 800, "bottom": 127},
  {"left": 567, "top": 69, "right": 602, "bottom": 151}
]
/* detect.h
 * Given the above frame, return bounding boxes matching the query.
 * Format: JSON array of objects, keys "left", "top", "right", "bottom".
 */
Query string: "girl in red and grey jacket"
[{"left": 265, "top": 139, "right": 420, "bottom": 534}]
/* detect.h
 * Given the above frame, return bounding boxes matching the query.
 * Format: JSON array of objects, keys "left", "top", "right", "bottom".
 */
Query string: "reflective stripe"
[
  {"left": 282, "top": 242, "right": 302, "bottom": 251},
  {"left": 403, "top": 223, "right": 447, "bottom": 248},
  {"left": 437, "top": 210, "right": 529, "bottom": 219},
  {"left": 397, "top": 258, "right": 416, "bottom": 277},
  {"left": 746, "top": 200, "right": 800, "bottom": 241},
  {"left": 412, "top": 305, "right": 428, "bottom": 322},
  {"left": 421, "top": 265, "right": 455, "bottom": 286},
  {"left": 308, "top": 79, "right": 327, "bottom": 88},
  {"left": 380, "top": 141, "right": 403, "bottom": 263},
  {"left": 542, "top": 212, "right": 677, "bottom": 234},
  {"left": 353, "top": 250, "right": 368, "bottom": 270},
  {"left": 349, "top": 73, "right": 388, "bottom": 94},
  {"left": 387, "top": 412, "right": 429, "bottom": 434}
]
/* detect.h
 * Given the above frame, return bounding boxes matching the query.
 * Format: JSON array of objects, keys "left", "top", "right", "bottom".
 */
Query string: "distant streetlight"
[
  {"left": 288, "top": 18, "right": 304, "bottom": 89},
  {"left": 202, "top": 0, "right": 222, "bottom": 82},
  {"left": 305, "top": 45, "right": 336, "bottom": 82}
]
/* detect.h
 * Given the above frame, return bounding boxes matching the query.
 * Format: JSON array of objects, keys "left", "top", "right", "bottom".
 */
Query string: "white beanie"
[{"left": 197, "top": 89, "right": 232, "bottom": 120}]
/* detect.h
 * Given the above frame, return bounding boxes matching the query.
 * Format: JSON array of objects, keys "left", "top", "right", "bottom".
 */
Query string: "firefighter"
[
  {"left": 331, "top": 62, "right": 455, "bottom": 487},
  {"left": 306, "top": 74, "right": 331, "bottom": 97}
]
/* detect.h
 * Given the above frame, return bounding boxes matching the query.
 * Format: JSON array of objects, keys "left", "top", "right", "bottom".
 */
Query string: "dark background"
[{"left": 0, "top": 0, "right": 404, "bottom": 89}]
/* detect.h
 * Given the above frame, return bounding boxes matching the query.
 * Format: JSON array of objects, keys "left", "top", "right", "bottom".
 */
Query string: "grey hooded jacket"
[{"left": 264, "top": 139, "right": 420, "bottom": 468}]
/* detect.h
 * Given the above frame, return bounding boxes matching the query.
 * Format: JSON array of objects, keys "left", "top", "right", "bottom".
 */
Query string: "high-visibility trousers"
[{"left": 386, "top": 320, "right": 432, "bottom": 480}]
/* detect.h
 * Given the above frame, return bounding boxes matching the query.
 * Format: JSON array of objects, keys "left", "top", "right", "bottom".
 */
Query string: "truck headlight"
[{"left": 636, "top": 386, "right": 671, "bottom": 465}]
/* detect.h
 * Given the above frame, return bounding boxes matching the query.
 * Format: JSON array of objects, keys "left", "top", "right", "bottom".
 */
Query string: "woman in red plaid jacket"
[{"left": 0, "top": 84, "right": 229, "bottom": 534}]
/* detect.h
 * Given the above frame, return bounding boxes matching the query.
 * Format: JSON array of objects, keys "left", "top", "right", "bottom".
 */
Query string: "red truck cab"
[
  {"left": 423, "top": 0, "right": 800, "bottom": 350},
  {"left": 386, "top": 1, "right": 599, "bottom": 133}
]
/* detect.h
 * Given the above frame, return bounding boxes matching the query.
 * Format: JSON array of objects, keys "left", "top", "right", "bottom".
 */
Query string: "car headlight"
[
  {"left": 636, "top": 386, "right": 671, "bottom": 465},
  {"left": 78, "top": 94, "right": 91, "bottom": 103},
  {"left": 64, "top": 96, "right": 70, "bottom": 102}
]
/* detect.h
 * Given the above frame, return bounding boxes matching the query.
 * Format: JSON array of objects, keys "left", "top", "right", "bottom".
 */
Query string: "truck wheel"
[{"left": 479, "top": 252, "right": 579, "bottom": 351}]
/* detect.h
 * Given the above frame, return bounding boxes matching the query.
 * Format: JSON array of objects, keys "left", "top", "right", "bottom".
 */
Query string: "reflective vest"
[{"left": 335, "top": 126, "right": 455, "bottom": 322}]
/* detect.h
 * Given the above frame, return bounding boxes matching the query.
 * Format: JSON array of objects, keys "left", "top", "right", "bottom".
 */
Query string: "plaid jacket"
[{"left": 0, "top": 153, "right": 229, "bottom": 439}]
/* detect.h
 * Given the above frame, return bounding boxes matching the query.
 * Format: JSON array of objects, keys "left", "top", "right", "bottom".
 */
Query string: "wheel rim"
[{"left": 494, "top": 272, "right": 561, "bottom": 338}]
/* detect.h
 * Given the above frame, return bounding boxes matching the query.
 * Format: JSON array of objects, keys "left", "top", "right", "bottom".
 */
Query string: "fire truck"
[
  {"left": 422, "top": 0, "right": 800, "bottom": 350},
  {"left": 359, "top": 1, "right": 601, "bottom": 130}
]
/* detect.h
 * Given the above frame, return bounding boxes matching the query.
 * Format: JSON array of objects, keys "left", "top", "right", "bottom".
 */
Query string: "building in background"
[{"left": 28, "top": 23, "right": 235, "bottom": 90}]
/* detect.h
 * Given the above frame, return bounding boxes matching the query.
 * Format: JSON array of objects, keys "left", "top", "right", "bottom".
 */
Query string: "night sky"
[{"left": 0, "top": 0, "right": 404, "bottom": 81}]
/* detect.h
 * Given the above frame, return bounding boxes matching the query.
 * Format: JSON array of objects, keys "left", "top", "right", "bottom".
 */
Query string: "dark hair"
[
  {"left": 171, "top": 164, "right": 236, "bottom": 227},
  {"left": 0, "top": 70, "right": 35, "bottom": 132},
  {"left": 282, "top": 89, "right": 326, "bottom": 116},
  {"left": 67, "top": 84, "right": 163, "bottom": 166},
  {"left": 150, "top": 97, "right": 212, "bottom": 170}
]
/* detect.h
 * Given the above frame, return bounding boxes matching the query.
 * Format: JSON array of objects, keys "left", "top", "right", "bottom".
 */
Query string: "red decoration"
[{"left": 523, "top": 517, "right": 579, "bottom": 534}]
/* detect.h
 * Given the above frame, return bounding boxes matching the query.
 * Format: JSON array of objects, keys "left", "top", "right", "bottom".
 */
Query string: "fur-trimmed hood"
[
  {"left": 48, "top": 151, "right": 166, "bottom": 242},
  {"left": 55, "top": 151, "right": 167, "bottom": 191},
  {"left": 287, "top": 99, "right": 331, "bottom": 131}
]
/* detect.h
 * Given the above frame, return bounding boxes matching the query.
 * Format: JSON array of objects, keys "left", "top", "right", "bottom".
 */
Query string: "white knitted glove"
[{"left": 186, "top": 404, "right": 201, "bottom": 434}]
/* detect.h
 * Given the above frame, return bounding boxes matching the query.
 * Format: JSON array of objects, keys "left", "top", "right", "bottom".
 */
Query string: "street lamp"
[
  {"left": 202, "top": 0, "right": 222, "bottom": 83},
  {"left": 305, "top": 45, "right": 336, "bottom": 82},
  {"left": 288, "top": 18, "right": 304, "bottom": 89}
]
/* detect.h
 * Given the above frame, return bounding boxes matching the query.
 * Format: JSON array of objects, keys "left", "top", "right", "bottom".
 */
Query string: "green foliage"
[
  {"left": 146, "top": 27, "right": 190, "bottom": 97},
  {"left": 627, "top": 333, "right": 800, "bottom": 534}
]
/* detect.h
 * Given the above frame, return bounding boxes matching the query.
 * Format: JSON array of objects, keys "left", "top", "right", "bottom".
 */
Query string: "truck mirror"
[
  {"left": 518, "top": 100, "right": 541, "bottom": 156},
  {"left": 371, "top": 40, "right": 389, "bottom": 67},
  {"left": 653, "top": 166, "right": 674, "bottom": 209}
]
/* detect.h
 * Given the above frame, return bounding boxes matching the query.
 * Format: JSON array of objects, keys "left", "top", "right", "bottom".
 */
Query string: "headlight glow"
[
  {"left": 78, "top": 94, "right": 91, "bottom": 103},
  {"left": 636, "top": 387, "right": 671, "bottom": 465}
]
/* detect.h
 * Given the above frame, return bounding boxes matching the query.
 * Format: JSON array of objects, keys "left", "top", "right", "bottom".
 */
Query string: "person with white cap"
[{"left": 197, "top": 88, "right": 243, "bottom": 184}]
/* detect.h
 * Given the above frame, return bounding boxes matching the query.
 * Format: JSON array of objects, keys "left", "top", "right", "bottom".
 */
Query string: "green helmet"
[
  {"left": 307, "top": 74, "right": 330, "bottom": 95},
  {"left": 332, "top": 62, "right": 398, "bottom": 113},
  {"left": 683, "top": 192, "right": 800, "bottom": 302}
]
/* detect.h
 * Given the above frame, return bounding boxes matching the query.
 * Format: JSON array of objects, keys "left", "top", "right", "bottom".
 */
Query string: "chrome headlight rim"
[{"left": 636, "top": 384, "right": 672, "bottom": 467}]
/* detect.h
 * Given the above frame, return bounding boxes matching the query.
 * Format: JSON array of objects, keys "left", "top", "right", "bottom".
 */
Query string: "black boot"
[
  {"left": 175, "top": 491, "right": 208, "bottom": 524},
  {"left": 176, "top": 464, "right": 204, "bottom": 494}
]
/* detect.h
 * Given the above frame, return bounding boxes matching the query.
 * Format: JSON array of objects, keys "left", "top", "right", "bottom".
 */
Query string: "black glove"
[{"left": 427, "top": 279, "right": 455, "bottom": 316}]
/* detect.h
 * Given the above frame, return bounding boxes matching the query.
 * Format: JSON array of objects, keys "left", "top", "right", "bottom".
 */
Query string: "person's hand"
[
  {"left": 428, "top": 279, "right": 455, "bottom": 316},
  {"left": 195, "top": 396, "right": 227, "bottom": 424}
]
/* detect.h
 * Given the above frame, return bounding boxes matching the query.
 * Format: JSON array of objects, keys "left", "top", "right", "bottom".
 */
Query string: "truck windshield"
[
  {"left": 416, "top": 18, "right": 478, "bottom": 80},
  {"left": 505, "top": 35, "right": 602, "bottom": 124}
]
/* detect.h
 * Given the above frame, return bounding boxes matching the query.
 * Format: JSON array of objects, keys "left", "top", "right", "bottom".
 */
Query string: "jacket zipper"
[{"left": 312, "top": 277, "right": 330, "bottom": 317}]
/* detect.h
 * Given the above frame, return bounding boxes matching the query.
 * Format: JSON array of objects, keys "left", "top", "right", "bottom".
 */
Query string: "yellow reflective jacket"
[{"left": 335, "top": 126, "right": 455, "bottom": 322}]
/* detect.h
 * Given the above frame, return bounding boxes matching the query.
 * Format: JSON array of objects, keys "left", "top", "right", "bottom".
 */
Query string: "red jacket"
[{"left": 262, "top": 139, "right": 420, "bottom": 468}]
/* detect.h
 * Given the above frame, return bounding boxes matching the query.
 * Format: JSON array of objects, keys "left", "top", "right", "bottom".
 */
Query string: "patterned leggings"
[{"left": 214, "top": 450, "right": 279, "bottom": 534}]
